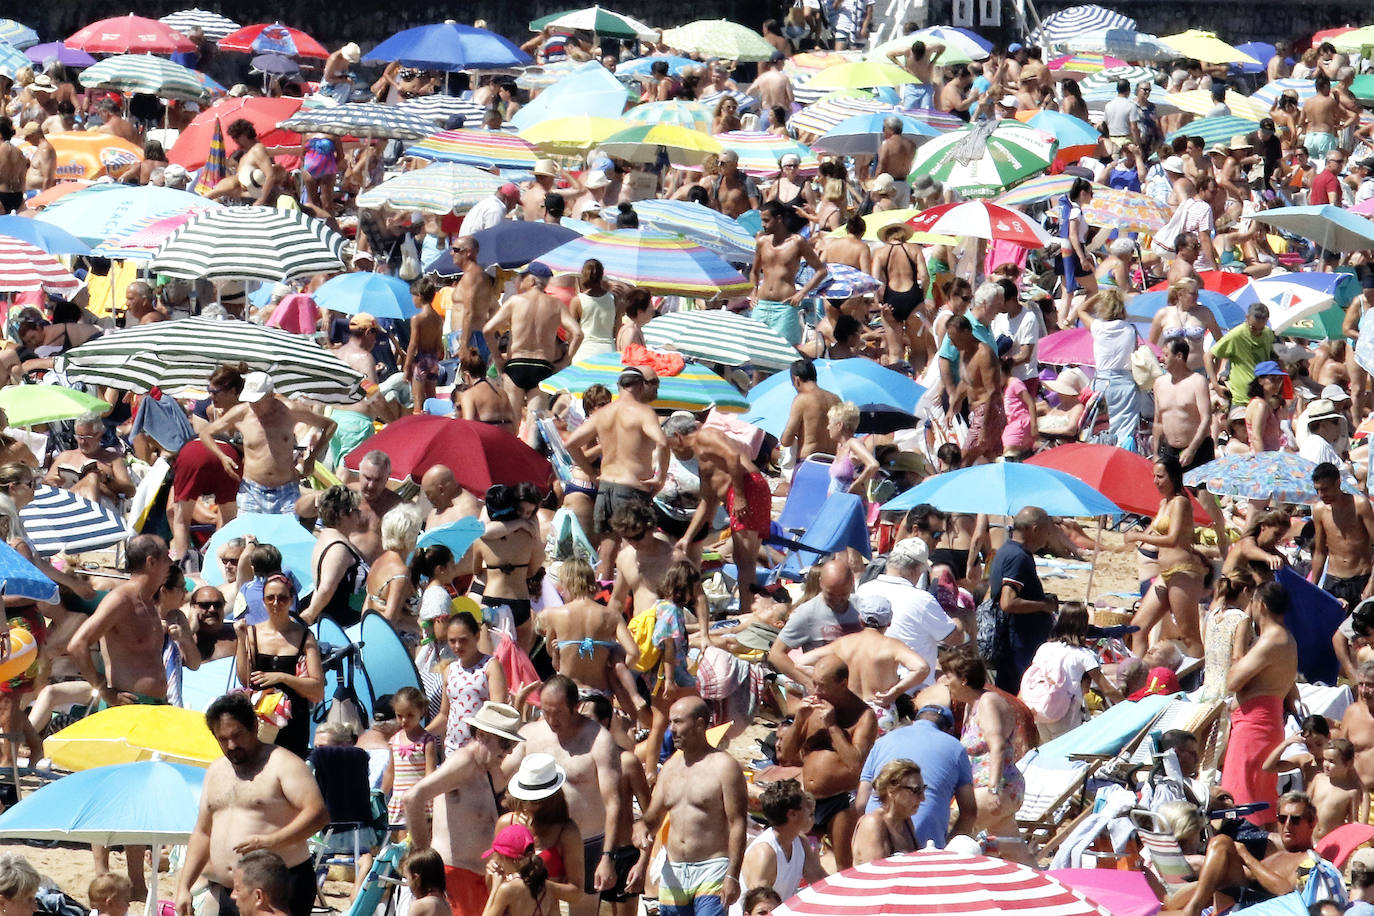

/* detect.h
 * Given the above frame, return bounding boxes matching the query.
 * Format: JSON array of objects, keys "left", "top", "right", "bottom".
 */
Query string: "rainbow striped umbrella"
[
  {"left": 996, "top": 173, "right": 1078, "bottom": 207},
  {"left": 191, "top": 117, "right": 225, "bottom": 196},
  {"left": 600, "top": 123, "right": 722, "bottom": 164},
  {"left": 1083, "top": 187, "right": 1171, "bottom": 232},
  {"left": 622, "top": 100, "right": 713, "bottom": 131},
  {"left": 357, "top": 163, "right": 506, "bottom": 215},
  {"left": 790, "top": 96, "right": 893, "bottom": 135},
  {"left": 612, "top": 199, "right": 754, "bottom": 261},
  {"left": 404, "top": 129, "right": 538, "bottom": 170},
  {"left": 539, "top": 352, "right": 748, "bottom": 411},
  {"left": 533, "top": 229, "right": 751, "bottom": 297},
  {"left": 715, "top": 130, "right": 818, "bottom": 176},
  {"left": 1048, "top": 52, "right": 1125, "bottom": 73},
  {"left": 0, "top": 235, "right": 80, "bottom": 294}
]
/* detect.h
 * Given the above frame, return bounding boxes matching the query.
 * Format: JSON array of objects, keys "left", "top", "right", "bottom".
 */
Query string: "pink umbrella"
[
  {"left": 1351, "top": 198, "right": 1374, "bottom": 217},
  {"left": 265, "top": 293, "right": 319, "bottom": 335},
  {"left": 1038, "top": 326, "right": 1160, "bottom": 366},
  {"left": 1046, "top": 870, "right": 1160, "bottom": 916},
  {"left": 95, "top": 210, "right": 212, "bottom": 260}
]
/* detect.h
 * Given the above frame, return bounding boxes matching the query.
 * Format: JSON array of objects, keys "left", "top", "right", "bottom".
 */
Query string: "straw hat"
[
  {"left": 1044, "top": 366, "right": 1090, "bottom": 397},
  {"left": 463, "top": 702, "right": 525, "bottom": 743},
  {"left": 507, "top": 753, "right": 567, "bottom": 800},
  {"left": 878, "top": 222, "right": 913, "bottom": 242}
]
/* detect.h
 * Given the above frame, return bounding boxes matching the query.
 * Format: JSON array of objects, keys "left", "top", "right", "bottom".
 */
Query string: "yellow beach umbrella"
[
  {"left": 46, "top": 705, "right": 222, "bottom": 771},
  {"left": 598, "top": 123, "right": 723, "bottom": 164},
  {"left": 804, "top": 60, "right": 918, "bottom": 90},
  {"left": 828, "top": 208, "right": 956, "bottom": 244},
  {"left": 1167, "top": 88, "right": 1268, "bottom": 121},
  {"left": 520, "top": 115, "right": 626, "bottom": 154},
  {"left": 1158, "top": 30, "right": 1259, "bottom": 65},
  {"left": 1332, "top": 26, "right": 1374, "bottom": 53}
]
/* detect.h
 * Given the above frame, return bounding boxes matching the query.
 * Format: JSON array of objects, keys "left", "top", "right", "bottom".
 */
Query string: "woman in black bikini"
[
  {"left": 873, "top": 223, "right": 932, "bottom": 369},
  {"left": 459, "top": 348, "right": 517, "bottom": 435},
  {"left": 475, "top": 485, "right": 543, "bottom": 651},
  {"left": 235, "top": 573, "right": 324, "bottom": 758},
  {"left": 766, "top": 153, "right": 818, "bottom": 223}
]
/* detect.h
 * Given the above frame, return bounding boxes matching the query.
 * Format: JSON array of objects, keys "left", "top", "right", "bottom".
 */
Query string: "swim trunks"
[
  {"left": 505, "top": 357, "right": 556, "bottom": 392},
  {"left": 752, "top": 299, "right": 803, "bottom": 346},
  {"left": 593, "top": 481, "right": 654, "bottom": 536},
  {"left": 237, "top": 478, "right": 301, "bottom": 515},
  {"left": 726, "top": 471, "right": 771, "bottom": 536}
]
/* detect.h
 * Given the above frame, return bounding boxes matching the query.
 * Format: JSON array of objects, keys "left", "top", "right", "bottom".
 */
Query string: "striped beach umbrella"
[
  {"left": 600, "top": 123, "right": 722, "bottom": 164},
  {"left": 698, "top": 88, "right": 756, "bottom": 113},
  {"left": 540, "top": 352, "right": 749, "bottom": 411},
  {"left": 66, "top": 15, "right": 196, "bottom": 54},
  {"left": 21, "top": 486, "right": 131, "bottom": 558},
  {"left": 1029, "top": 5, "right": 1136, "bottom": 46},
  {"left": 1165, "top": 115, "right": 1260, "bottom": 146},
  {"left": 218, "top": 22, "right": 327, "bottom": 58},
  {"left": 905, "top": 200, "right": 1054, "bottom": 246},
  {"left": 715, "top": 130, "right": 818, "bottom": 176},
  {"left": 0, "top": 20, "right": 39, "bottom": 49},
  {"left": 660, "top": 20, "right": 774, "bottom": 62},
  {"left": 279, "top": 104, "right": 436, "bottom": 140},
  {"left": 1252, "top": 78, "right": 1316, "bottom": 108},
  {"left": 1080, "top": 66, "right": 1159, "bottom": 92},
  {"left": 0, "top": 42, "right": 29, "bottom": 79},
  {"left": 643, "top": 310, "right": 799, "bottom": 370},
  {"left": 160, "top": 9, "right": 242, "bottom": 40},
  {"left": 622, "top": 100, "right": 713, "bottom": 131},
  {"left": 1048, "top": 52, "right": 1125, "bottom": 74},
  {"left": 996, "top": 173, "right": 1079, "bottom": 207},
  {"left": 1167, "top": 88, "right": 1266, "bottom": 121},
  {"left": 404, "top": 129, "right": 539, "bottom": 169},
  {"left": 80, "top": 55, "right": 207, "bottom": 102},
  {"left": 57, "top": 317, "right": 365, "bottom": 403},
  {"left": 357, "top": 163, "right": 506, "bottom": 215},
  {"left": 520, "top": 116, "right": 625, "bottom": 154},
  {"left": 529, "top": 7, "right": 658, "bottom": 41},
  {"left": 801, "top": 263, "right": 881, "bottom": 298},
  {"left": 790, "top": 96, "right": 894, "bottom": 135},
  {"left": 909, "top": 120, "right": 1056, "bottom": 198},
  {"left": 614, "top": 199, "right": 754, "bottom": 262},
  {"left": 814, "top": 112, "right": 941, "bottom": 157},
  {"left": 534, "top": 229, "right": 751, "bottom": 297},
  {"left": 191, "top": 118, "right": 226, "bottom": 196},
  {"left": 150, "top": 207, "right": 345, "bottom": 283},
  {"left": 0, "top": 236, "right": 80, "bottom": 294},
  {"left": 397, "top": 95, "right": 489, "bottom": 126}
]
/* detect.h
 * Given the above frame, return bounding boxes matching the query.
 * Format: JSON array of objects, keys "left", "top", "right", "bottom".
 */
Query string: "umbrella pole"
[
  {"left": 1083, "top": 514, "right": 1103, "bottom": 604},
  {"left": 145, "top": 842, "right": 160, "bottom": 916}
]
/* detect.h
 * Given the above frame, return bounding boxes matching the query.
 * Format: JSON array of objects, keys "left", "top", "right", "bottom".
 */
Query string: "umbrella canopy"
[
  {"left": 0, "top": 760, "right": 204, "bottom": 846},
  {"left": 533, "top": 229, "right": 751, "bottom": 297},
  {"left": 357, "top": 162, "right": 505, "bottom": 215},
  {"left": 397, "top": 94, "right": 489, "bottom": 126},
  {"left": 1234, "top": 271, "right": 1359, "bottom": 340},
  {"left": 0, "top": 386, "right": 107, "bottom": 427},
  {"left": 779, "top": 851, "right": 1115, "bottom": 916},
  {"left": 622, "top": 100, "right": 713, "bottom": 131},
  {"left": 1158, "top": 30, "right": 1258, "bottom": 65},
  {"left": 279, "top": 104, "right": 436, "bottom": 140},
  {"left": 1184, "top": 452, "right": 1357, "bottom": 504},
  {"left": 790, "top": 97, "right": 893, "bottom": 136},
  {"left": 364, "top": 21, "right": 531, "bottom": 71},
  {"left": 1327, "top": 27, "right": 1374, "bottom": 53},
  {"left": 1061, "top": 28, "right": 1177, "bottom": 60},
  {"left": 996, "top": 173, "right": 1078, "bottom": 207},
  {"left": 1082, "top": 187, "right": 1172, "bottom": 232},
  {"left": 57, "top": 316, "right": 365, "bottom": 403},
  {"left": 600, "top": 123, "right": 722, "bottom": 164},
  {"left": 643, "top": 310, "right": 800, "bottom": 370},
  {"left": 21, "top": 485, "right": 132, "bottom": 557},
  {"left": 805, "top": 60, "right": 917, "bottom": 90},
  {"left": 1030, "top": 5, "right": 1136, "bottom": 46},
  {"left": 0, "top": 215, "right": 90, "bottom": 256},
  {"left": 48, "top": 132, "right": 145, "bottom": 181},
  {"left": 1251, "top": 205, "right": 1374, "bottom": 253},
  {"left": 744, "top": 358, "right": 926, "bottom": 435},
  {"left": 1168, "top": 88, "right": 1267, "bottom": 121},
  {"left": 23, "top": 42, "right": 96, "bottom": 68},
  {"left": 1145, "top": 269, "right": 1251, "bottom": 297},
  {"left": 426, "top": 221, "right": 581, "bottom": 272},
  {"left": 909, "top": 119, "right": 1056, "bottom": 197},
  {"left": 661, "top": 20, "right": 774, "bottom": 62},
  {"left": 45, "top": 705, "right": 222, "bottom": 770},
  {"left": 715, "top": 130, "right": 819, "bottom": 176},
  {"left": 1038, "top": 326, "right": 1158, "bottom": 366},
  {"left": 91, "top": 211, "right": 207, "bottom": 262},
  {"left": 618, "top": 55, "right": 698, "bottom": 78},
  {"left": 200, "top": 513, "right": 317, "bottom": 592},
  {"left": 0, "top": 540, "right": 58, "bottom": 603},
  {"left": 1165, "top": 115, "right": 1260, "bottom": 146},
  {"left": 250, "top": 53, "right": 300, "bottom": 78},
  {"left": 520, "top": 115, "right": 626, "bottom": 154},
  {"left": 869, "top": 26, "right": 989, "bottom": 64},
  {"left": 168, "top": 97, "right": 303, "bottom": 169},
  {"left": 510, "top": 61, "right": 629, "bottom": 130},
  {"left": 616, "top": 199, "right": 754, "bottom": 262},
  {"left": 66, "top": 14, "right": 196, "bottom": 54},
  {"left": 1045, "top": 870, "right": 1162, "bottom": 916},
  {"left": 883, "top": 462, "right": 1123, "bottom": 515},
  {"left": 813, "top": 112, "right": 941, "bottom": 157},
  {"left": 218, "top": 22, "right": 327, "bottom": 58},
  {"left": 80, "top": 54, "right": 206, "bottom": 102},
  {"left": 405, "top": 129, "right": 539, "bottom": 169},
  {"left": 1253, "top": 78, "right": 1316, "bottom": 108},
  {"left": 151, "top": 206, "right": 345, "bottom": 282},
  {"left": 1027, "top": 443, "right": 1205, "bottom": 517},
  {"left": 828, "top": 209, "right": 955, "bottom": 243},
  {"left": 530, "top": 7, "right": 658, "bottom": 41},
  {"left": 343, "top": 415, "right": 553, "bottom": 492},
  {"left": 1026, "top": 110, "right": 1101, "bottom": 160},
  {"left": 905, "top": 200, "right": 1053, "bottom": 247},
  {"left": 802, "top": 263, "right": 880, "bottom": 298},
  {"left": 1049, "top": 52, "right": 1126, "bottom": 74},
  {"left": 0, "top": 20, "right": 39, "bottom": 49},
  {"left": 1126, "top": 288, "right": 1246, "bottom": 327},
  {"left": 0, "top": 43, "right": 29, "bottom": 79},
  {"left": 160, "top": 8, "right": 241, "bottom": 40},
  {"left": 540, "top": 352, "right": 749, "bottom": 412},
  {"left": 313, "top": 272, "right": 418, "bottom": 321},
  {"left": 0, "top": 235, "right": 80, "bottom": 294},
  {"left": 1080, "top": 66, "right": 1160, "bottom": 92}
]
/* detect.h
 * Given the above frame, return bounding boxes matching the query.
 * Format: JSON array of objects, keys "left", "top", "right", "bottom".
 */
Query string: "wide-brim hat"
[
  {"left": 507, "top": 752, "right": 566, "bottom": 800},
  {"left": 463, "top": 701, "right": 525, "bottom": 743}
]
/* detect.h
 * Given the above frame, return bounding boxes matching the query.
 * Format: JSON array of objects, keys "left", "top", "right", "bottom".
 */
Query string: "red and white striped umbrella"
[
  {"left": 779, "top": 852, "right": 1114, "bottom": 916},
  {"left": 0, "top": 235, "right": 79, "bottom": 294},
  {"left": 905, "top": 200, "right": 1054, "bottom": 248}
]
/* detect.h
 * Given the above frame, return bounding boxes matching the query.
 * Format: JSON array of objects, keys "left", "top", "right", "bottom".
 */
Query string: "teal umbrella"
[
  {"left": 1250, "top": 205, "right": 1374, "bottom": 253},
  {"left": 539, "top": 353, "right": 748, "bottom": 412},
  {"left": 1165, "top": 115, "right": 1258, "bottom": 146},
  {"left": 883, "top": 462, "right": 1123, "bottom": 516}
]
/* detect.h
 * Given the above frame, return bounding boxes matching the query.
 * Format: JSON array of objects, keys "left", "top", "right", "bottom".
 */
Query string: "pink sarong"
[{"left": 1220, "top": 694, "right": 1284, "bottom": 825}]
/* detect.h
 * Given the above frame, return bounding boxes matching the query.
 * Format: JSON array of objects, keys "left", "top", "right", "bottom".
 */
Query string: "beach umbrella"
[
  {"left": 1252, "top": 78, "right": 1316, "bottom": 108},
  {"left": 0, "top": 540, "right": 58, "bottom": 603},
  {"left": 1082, "top": 187, "right": 1172, "bottom": 232},
  {"left": 1232, "top": 42, "right": 1275, "bottom": 74},
  {"left": 66, "top": 14, "right": 196, "bottom": 54},
  {"left": 622, "top": 100, "right": 713, "bottom": 131},
  {"left": 250, "top": 53, "right": 299, "bottom": 78},
  {"left": 1184, "top": 452, "right": 1357, "bottom": 504},
  {"left": 0, "top": 43, "right": 28, "bottom": 79},
  {"left": 827, "top": 209, "right": 955, "bottom": 243},
  {"left": 1145, "top": 269, "right": 1251, "bottom": 297},
  {"left": 1234, "top": 271, "right": 1360, "bottom": 340},
  {"left": 0, "top": 215, "right": 89, "bottom": 256},
  {"left": 614, "top": 199, "right": 754, "bottom": 261},
  {"left": 1126, "top": 288, "right": 1246, "bottom": 327},
  {"left": 1038, "top": 326, "right": 1158, "bottom": 366},
  {"left": 618, "top": 55, "right": 698, "bottom": 78},
  {"left": 429, "top": 222, "right": 581, "bottom": 272},
  {"left": 540, "top": 352, "right": 749, "bottom": 412},
  {"left": 534, "top": 229, "right": 751, "bottom": 297},
  {"left": 869, "top": 26, "right": 990, "bottom": 64},
  {"left": 168, "top": 96, "right": 303, "bottom": 169},
  {"left": 0, "top": 386, "right": 107, "bottom": 427},
  {"left": 357, "top": 162, "right": 505, "bottom": 215},
  {"left": 1029, "top": 5, "right": 1136, "bottom": 46},
  {"left": 46, "top": 132, "right": 144, "bottom": 181},
  {"left": 643, "top": 310, "right": 800, "bottom": 370},
  {"left": 397, "top": 94, "right": 489, "bottom": 126},
  {"left": 0, "top": 236, "right": 79, "bottom": 294},
  {"left": 23, "top": 42, "right": 96, "bottom": 68},
  {"left": 405, "top": 128, "right": 539, "bottom": 168},
  {"left": 698, "top": 87, "right": 757, "bottom": 114},
  {"left": 92, "top": 211, "right": 208, "bottom": 262},
  {"left": 661, "top": 20, "right": 774, "bottom": 62},
  {"left": 312, "top": 272, "right": 417, "bottom": 321},
  {"left": 160, "top": 9, "right": 241, "bottom": 40},
  {"left": 200, "top": 513, "right": 316, "bottom": 592},
  {"left": 715, "top": 130, "right": 819, "bottom": 176},
  {"left": 530, "top": 7, "right": 658, "bottom": 41},
  {"left": 1027, "top": 443, "right": 1200, "bottom": 518},
  {"left": 744, "top": 357, "right": 926, "bottom": 435},
  {"left": 599, "top": 123, "right": 722, "bottom": 164},
  {"left": 343, "top": 415, "right": 552, "bottom": 491},
  {"left": 909, "top": 119, "right": 1056, "bottom": 197},
  {"left": 516, "top": 59, "right": 585, "bottom": 92},
  {"left": 883, "top": 462, "right": 1122, "bottom": 515},
  {"left": 0, "top": 20, "right": 38, "bottom": 49},
  {"left": 790, "top": 96, "right": 894, "bottom": 135},
  {"left": 805, "top": 60, "right": 918, "bottom": 90},
  {"left": 364, "top": 21, "right": 531, "bottom": 71},
  {"left": 1251, "top": 205, "right": 1374, "bottom": 253},
  {"left": 279, "top": 104, "right": 435, "bottom": 140},
  {"left": 20, "top": 485, "right": 131, "bottom": 557},
  {"left": 521, "top": 115, "right": 631, "bottom": 154},
  {"left": 45, "top": 706, "right": 221, "bottom": 770},
  {"left": 1080, "top": 66, "right": 1159, "bottom": 92},
  {"left": 1046, "top": 870, "right": 1162, "bottom": 916},
  {"left": 1165, "top": 115, "right": 1260, "bottom": 146},
  {"left": 25, "top": 182, "right": 92, "bottom": 209},
  {"left": 37, "top": 185, "right": 215, "bottom": 246},
  {"left": 150, "top": 206, "right": 344, "bottom": 282},
  {"left": 57, "top": 316, "right": 366, "bottom": 403},
  {"left": 510, "top": 61, "right": 629, "bottom": 130},
  {"left": 1061, "top": 28, "right": 1176, "bottom": 61},
  {"left": 418, "top": 518, "right": 485, "bottom": 560},
  {"left": 80, "top": 54, "right": 206, "bottom": 102},
  {"left": 1049, "top": 52, "right": 1126, "bottom": 75},
  {"left": 218, "top": 22, "right": 327, "bottom": 58},
  {"left": 1158, "top": 30, "right": 1259, "bottom": 65},
  {"left": 1167, "top": 88, "right": 1267, "bottom": 121},
  {"left": 813, "top": 112, "right": 941, "bottom": 157},
  {"left": 800, "top": 263, "right": 880, "bottom": 298},
  {"left": 1025, "top": 109, "right": 1100, "bottom": 161},
  {"left": 904, "top": 199, "right": 1054, "bottom": 246},
  {"left": 1330, "top": 27, "right": 1374, "bottom": 53},
  {"left": 0, "top": 760, "right": 203, "bottom": 845}
]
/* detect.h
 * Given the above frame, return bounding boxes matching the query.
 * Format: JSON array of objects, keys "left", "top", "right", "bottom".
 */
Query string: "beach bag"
[
  {"left": 492, "top": 625, "right": 541, "bottom": 699},
  {"left": 546, "top": 507, "right": 597, "bottom": 564},
  {"left": 398, "top": 234, "right": 421, "bottom": 281},
  {"left": 1297, "top": 852, "right": 1347, "bottom": 908},
  {"left": 628, "top": 605, "right": 661, "bottom": 673},
  {"left": 1020, "top": 654, "right": 1074, "bottom": 722},
  {"left": 976, "top": 593, "right": 1008, "bottom": 664},
  {"left": 1150, "top": 199, "right": 1191, "bottom": 257}
]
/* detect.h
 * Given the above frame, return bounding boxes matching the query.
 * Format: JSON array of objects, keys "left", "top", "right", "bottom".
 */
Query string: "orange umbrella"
[
  {"left": 25, "top": 181, "right": 92, "bottom": 210},
  {"left": 48, "top": 134, "right": 143, "bottom": 180}
]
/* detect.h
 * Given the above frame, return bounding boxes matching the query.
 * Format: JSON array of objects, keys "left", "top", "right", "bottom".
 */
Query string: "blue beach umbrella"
[
  {"left": 426, "top": 221, "right": 580, "bottom": 273},
  {"left": 0, "top": 22, "right": 38, "bottom": 50},
  {"left": 201, "top": 513, "right": 316, "bottom": 595},
  {"left": 511, "top": 62, "right": 630, "bottom": 130},
  {"left": 882, "top": 463, "right": 1123, "bottom": 516},
  {"left": 0, "top": 759, "right": 203, "bottom": 844},
  {"left": 35, "top": 185, "right": 218, "bottom": 246},
  {"left": 0, "top": 539, "right": 58, "bottom": 603},
  {"left": 419, "top": 517, "right": 485, "bottom": 557},
  {"left": 813, "top": 111, "right": 942, "bottom": 157},
  {"left": 0, "top": 215, "right": 90, "bottom": 255},
  {"left": 1125, "top": 288, "right": 1246, "bottom": 328},
  {"left": 0, "top": 42, "right": 29, "bottom": 79},
  {"left": 744, "top": 358, "right": 926, "bottom": 436},
  {"left": 313, "top": 272, "right": 417, "bottom": 320},
  {"left": 364, "top": 21, "right": 531, "bottom": 71},
  {"left": 617, "top": 55, "right": 698, "bottom": 78}
]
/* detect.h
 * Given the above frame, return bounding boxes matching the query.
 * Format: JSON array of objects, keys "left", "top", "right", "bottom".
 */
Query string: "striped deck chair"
[
  {"left": 1131, "top": 808, "right": 1198, "bottom": 887},
  {"left": 1015, "top": 753, "right": 1092, "bottom": 846},
  {"left": 1126, "top": 698, "right": 1225, "bottom": 767}
]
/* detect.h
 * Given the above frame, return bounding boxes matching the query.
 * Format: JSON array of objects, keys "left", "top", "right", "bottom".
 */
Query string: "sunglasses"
[
  {"left": 263, "top": 593, "right": 292, "bottom": 604},
  {"left": 1276, "top": 814, "right": 1309, "bottom": 825},
  {"left": 898, "top": 783, "right": 926, "bottom": 795},
  {"left": 194, "top": 600, "right": 226, "bottom": 611}
]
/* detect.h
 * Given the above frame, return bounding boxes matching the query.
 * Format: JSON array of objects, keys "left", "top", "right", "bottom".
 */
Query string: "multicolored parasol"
[
  {"left": 539, "top": 352, "right": 749, "bottom": 411},
  {"left": 533, "top": 229, "right": 751, "bottom": 297},
  {"left": 404, "top": 129, "right": 539, "bottom": 169}
]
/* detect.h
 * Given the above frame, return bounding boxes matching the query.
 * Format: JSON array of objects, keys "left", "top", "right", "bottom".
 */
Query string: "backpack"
[
  {"left": 628, "top": 604, "right": 661, "bottom": 673},
  {"left": 1020, "top": 653, "right": 1074, "bottom": 722},
  {"left": 975, "top": 593, "right": 1008, "bottom": 663}
]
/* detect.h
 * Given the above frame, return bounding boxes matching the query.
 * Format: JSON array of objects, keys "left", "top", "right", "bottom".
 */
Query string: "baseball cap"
[
  {"left": 240, "top": 371, "right": 274, "bottom": 403},
  {"left": 498, "top": 182, "right": 520, "bottom": 199},
  {"left": 523, "top": 262, "right": 553, "bottom": 279},
  {"left": 1008, "top": 42, "right": 1024, "bottom": 52},
  {"left": 483, "top": 823, "right": 535, "bottom": 859},
  {"left": 917, "top": 704, "right": 955, "bottom": 730},
  {"left": 855, "top": 594, "right": 892, "bottom": 628},
  {"left": 348, "top": 312, "right": 378, "bottom": 332},
  {"left": 998, "top": 94, "right": 1017, "bottom": 108},
  {"left": 1322, "top": 383, "right": 1352, "bottom": 402},
  {"left": 1259, "top": 117, "right": 1275, "bottom": 131}
]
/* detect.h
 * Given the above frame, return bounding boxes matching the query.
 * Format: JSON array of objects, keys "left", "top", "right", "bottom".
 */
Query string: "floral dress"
[
  {"left": 442, "top": 654, "right": 492, "bottom": 755},
  {"left": 961, "top": 700, "right": 1026, "bottom": 808}
]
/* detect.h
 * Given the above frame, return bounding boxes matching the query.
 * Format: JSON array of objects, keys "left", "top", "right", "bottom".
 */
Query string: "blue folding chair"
[{"left": 776, "top": 456, "right": 834, "bottom": 536}]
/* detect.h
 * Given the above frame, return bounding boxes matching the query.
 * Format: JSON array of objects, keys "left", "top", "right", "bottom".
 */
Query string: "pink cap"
[{"left": 483, "top": 823, "right": 534, "bottom": 859}]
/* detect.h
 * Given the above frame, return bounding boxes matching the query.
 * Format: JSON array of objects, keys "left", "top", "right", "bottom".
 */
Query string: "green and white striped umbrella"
[
  {"left": 530, "top": 6, "right": 658, "bottom": 41},
  {"left": 56, "top": 317, "right": 365, "bottom": 403},
  {"left": 909, "top": 119, "right": 1057, "bottom": 198},
  {"left": 643, "top": 310, "right": 799, "bottom": 370},
  {"left": 278, "top": 104, "right": 437, "bottom": 140},
  {"left": 660, "top": 20, "right": 775, "bottom": 62},
  {"left": 357, "top": 163, "right": 506, "bottom": 215},
  {"left": 1165, "top": 115, "right": 1261, "bottom": 147},
  {"left": 79, "top": 54, "right": 206, "bottom": 102},
  {"left": 622, "top": 100, "right": 713, "bottom": 131},
  {"left": 150, "top": 206, "right": 345, "bottom": 282}
]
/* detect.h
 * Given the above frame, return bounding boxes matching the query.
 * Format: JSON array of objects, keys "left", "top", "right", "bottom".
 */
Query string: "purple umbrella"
[
  {"left": 250, "top": 53, "right": 298, "bottom": 76},
  {"left": 24, "top": 42, "right": 96, "bottom": 68}
]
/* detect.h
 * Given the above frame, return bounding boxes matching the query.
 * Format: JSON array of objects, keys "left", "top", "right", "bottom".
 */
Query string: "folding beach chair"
[
  {"left": 1130, "top": 808, "right": 1198, "bottom": 887},
  {"left": 776, "top": 455, "right": 833, "bottom": 537},
  {"left": 1016, "top": 755, "right": 1093, "bottom": 847},
  {"left": 327, "top": 841, "right": 406, "bottom": 916}
]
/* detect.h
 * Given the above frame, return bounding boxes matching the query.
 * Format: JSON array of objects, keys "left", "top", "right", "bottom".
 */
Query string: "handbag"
[{"left": 975, "top": 592, "right": 1009, "bottom": 664}]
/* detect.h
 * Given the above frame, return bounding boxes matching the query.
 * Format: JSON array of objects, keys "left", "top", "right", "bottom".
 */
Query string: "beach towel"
[
  {"left": 620, "top": 343, "right": 686, "bottom": 377},
  {"left": 1221, "top": 694, "right": 1284, "bottom": 825}
]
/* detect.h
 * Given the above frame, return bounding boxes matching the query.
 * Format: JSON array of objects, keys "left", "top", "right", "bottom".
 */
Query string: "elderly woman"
[
  {"left": 303, "top": 486, "right": 370, "bottom": 626},
  {"left": 851, "top": 759, "right": 923, "bottom": 864},
  {"left": 0, "top": 854, "right": 39, "bottom": 916},
  {"left": 827, "top": 401, "right": 880, "bottom": 499},
  {"left": 1095, "top": 237, "right": 1137, "bottom": 293},
  {"left": 943, "top": 648, "right": 1024, "bottom": 836},
  {"left": 365, "top": 504, "right": 425, "bottom": 645}
]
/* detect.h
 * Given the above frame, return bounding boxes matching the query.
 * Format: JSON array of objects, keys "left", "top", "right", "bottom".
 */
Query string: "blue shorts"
[
  {"left": 902, "top": 82, "right": 934, "bottom": 110},
  {"left": 237, "top": 478, "right": 300, "bottom": 515},
  {"left": 752, "top": 299, "right": 803, "bottom": 346}
]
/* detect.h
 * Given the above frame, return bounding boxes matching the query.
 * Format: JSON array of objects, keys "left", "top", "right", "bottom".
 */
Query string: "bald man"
[
  {"left": 988, "top": 506, "right": 1058, "bottom": 693},
  {"left": 767, "top": 559, "right": 862, "bottom": 692}
]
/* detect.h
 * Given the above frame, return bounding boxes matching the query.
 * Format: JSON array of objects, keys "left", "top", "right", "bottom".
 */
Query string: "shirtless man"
[
  {"left": 522, "top": 160, "right": 576, "bottom": 221},
  {"left": 779, "top": 359, "right": 840, "bottom": 467},
  {"left": 483, "top": 262, "right": 583, "bottom": 445},
  {"left": 421, "top": 464, "right": 479, "bottom": 527},
  {"left": 1342, "top": 661, "right": 1374, "bottom": 789},
  {"left": 876, "top": 118, "right": 916, "bottom": 207},
  {"left": 1166, "top": 229, "right": 1202, "bottom": 284},
  {"left": 348, "top": 450, "right": 401, "bottom": 562},
  {"left": 565, "top": 365, "right": 669, "bottom": 577},
  {"left": 504, "top": 678, "right": 623, "bottom": 915},
  {"left": 1153, "top": 339, "right": 1213, "bottom": 471},
  {"left": 97, "top": 99, "right": 138, "bottom": 143},
  {"left": 404, "top": 702, "right": 523, "bottom": 916},
  {"left": 632, "top": 697, "right": 747, "bottom": 916},
  {"left": 404, "top": 276, "right": 444, "bottom": 413},
  {"left": 208, "top": 119, "right": 276, "bottom": 206},
  {"left": 947, "top": 315, "right": 1003, "bottom": 465},
  {"left": 800, "top": 628, "right": 931, "bottom": 714},
  {"left": 0, "top": 118, "right": 26, "bottom": 213},
  {"left": 1302, "top": 75, "right": 1353, "bottom": 161},
  {"left": 775, "top": 656, "right": 877, "bottom": 870},
  {"left": 21, "top": 122, "right": 54, "bottom": 191},
  {"left": 609, "top": 502, "right": 677, "bottom": 613},
  {"left": 664, "top": 415, "right": 769, "bottom": 595},
  {"left": 335, "top": 313, "right": 384, "bottom": 383},
  {"left": 1310, "top": 461, "right": 1374, "bottom": 609},
  {"left": 447, "top": 238, "right": 498, "bottom": 359},
  {"left": 749, "top": 55, "right": 794, "bottom": 115},
  {"left": 890, "top": 40, "right": 943, "bottom": 110},
  {"left": 175, "top": 693, "right": 328, "bottom": 916},
  {"left": 540, "top": 558, "right": 640, "bottom": 697},
  {"left": 197, "top": 372, "right": 337, "bottom": 516},
  {"left": 751, "top": 200, "right": 828, "bottom": 347},
  {"left": 45, "top": 412, "right": 136, "bottom": 508},
  {"left": 710, "top": 151, "right": 759, "bottom": 219}
]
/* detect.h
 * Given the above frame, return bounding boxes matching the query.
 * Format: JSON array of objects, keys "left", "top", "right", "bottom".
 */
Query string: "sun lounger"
[{"left": 1130, "top": 808, "right": 1197, "bottom": 887}]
